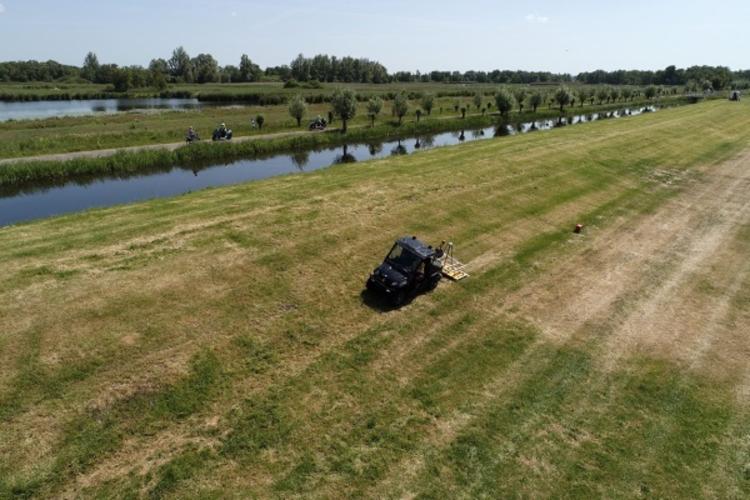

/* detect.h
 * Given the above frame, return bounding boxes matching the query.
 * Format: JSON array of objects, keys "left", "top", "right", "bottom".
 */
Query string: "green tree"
[
  {"left": 367, "top": 96, "right": 383, "bottom": 126},
  {"left": 609, "top": 87, "right": 621, "bottom": 103},
  {"left": 290, "top": 53, "right": 311, "bottom": 81},
  {"left": 553, "top": 86, "right": 572, "bottom": 112},
  {"left": 168, "top": 46, "right": 194, "bottom": 83},
  {"left": 473, "top": 92, "right": 483, "bottom": 111},
  {"left": 151, "top": 71, "right": 168, "bottom": 90},
  {"left": 112, "top": 68, "right": 131, "bottom": 92},
  {"left": 421, "top": 93, "right": 435, "bottom": 115},
  {"left": 148, "top": 58, "right": 169, "bottom": 88},
  {"left": 416, "top": 109, "right": 422, "bottom": 122},
  {"left": 81, "top": 52, "right": 100, "bottom": 82},
  {"left": 529, "top": 92, "right": 543, "bottom": 112},
  {"left": 239, "top": 54, "right": 262, "bottom": 82},
  {"left": 221, "top": 65, "right": 240, "bottom": 83},
  {"left": 192, "top": 54, "right": 219, "bottom": 84},
  {"left": 644, "top": 85, "right": 657, "bottom": 100},
  {"left": 576, "top": 88, "right": 589, "bottom": 107},
  {"left": 494, "top": 88, "right": 514, "bottom": 118},
  {"left": 330, "top": 88, "right": 357, "bottom": 132},
  {"left": 95, "top": 64, "right": 118, "bottom": 85},
  {"left": 460, "top": 106, "right": 467, "bottom": 119},
  {"left": 256, "top": 114, "right": 265, "bottom": 129},
  {"left": 288, "top": 94, "right": 308, "bottom": 127},
  {"left": 393, "top": 92, "right": 409, "bottom": 125},
  {"left": 513, "top": 88, "right": 527, "bottom": 113},
  {"left": 621, "top": 88, "right": 633, "bottom": 101},
  {"left": 596, "top": 86, "right": 609, "bottom": 104}
]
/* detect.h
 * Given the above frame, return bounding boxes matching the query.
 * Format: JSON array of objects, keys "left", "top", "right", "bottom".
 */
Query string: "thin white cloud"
[
  {"left": 231, "top": 11, "right": 237, "bottom": 17},
  {"left": 0, "top": 3, "right": 6, "bottom": 14},
  {"left": 525, "top": 14, "right": 549, "bottom": 24}
]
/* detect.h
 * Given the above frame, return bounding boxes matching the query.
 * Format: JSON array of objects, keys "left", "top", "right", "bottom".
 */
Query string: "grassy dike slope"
[{"left": 1, "top": 100, "right": 750, "bottom": 498}]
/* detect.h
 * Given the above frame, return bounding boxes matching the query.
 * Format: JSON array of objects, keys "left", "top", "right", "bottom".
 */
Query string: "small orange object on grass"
[{"left": 574, "top": 224, "right": 584, "bottom": 233}]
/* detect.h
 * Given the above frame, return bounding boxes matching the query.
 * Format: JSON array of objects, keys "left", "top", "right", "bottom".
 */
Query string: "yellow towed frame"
[{"left": 439, "top": 242, "right": 469, "bottom": 281}]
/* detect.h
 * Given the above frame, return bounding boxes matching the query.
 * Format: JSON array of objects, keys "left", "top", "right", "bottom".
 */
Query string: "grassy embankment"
[
  {"left": 1, "top": 100, "right": 749, "bottom": 497},
  {"left": 0, "top": 86, "right": 681, "bottom": 160},
  {"left": 0, "top": 99, "right": 688, "bottom": 190}
]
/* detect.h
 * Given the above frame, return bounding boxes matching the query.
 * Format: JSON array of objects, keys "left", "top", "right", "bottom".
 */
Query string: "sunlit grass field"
[{"left": 1, "top": 100, "right": 749, "bottom": 498}]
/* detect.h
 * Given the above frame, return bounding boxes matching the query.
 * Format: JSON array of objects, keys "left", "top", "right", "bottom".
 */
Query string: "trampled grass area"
[{"left": 1, "top": 100, "right": 749, "bottom": 498}]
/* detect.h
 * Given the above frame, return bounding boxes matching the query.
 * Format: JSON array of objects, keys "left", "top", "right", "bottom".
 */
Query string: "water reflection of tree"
[
  {"left": 368, "top": 143, "right": 383, "bottom": 156},
  {"left": 334, "top": 144, "right": 357, "bottom": 164},
  {"left": 420, "top": 135, "right": 435, "bottom": 148},
  {"left": 494, "top": 124, "right": 511, "bottom": 137},
  {"left": 391, "top": 139, "right": 407, "bottom": 156},
  {"left": 458, "top": 130, "right": 466, "bottom": 141},
  {"left": 291, "top": 151, "right": 310, "bottom": 170},
  {"left": 471, "top": 129, "right": 486, "bottom": 139}
]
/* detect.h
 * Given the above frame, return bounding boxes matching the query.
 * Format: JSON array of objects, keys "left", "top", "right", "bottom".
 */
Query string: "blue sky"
[{"left": 0, "top": 0, "right": 747, "bottom": 73}]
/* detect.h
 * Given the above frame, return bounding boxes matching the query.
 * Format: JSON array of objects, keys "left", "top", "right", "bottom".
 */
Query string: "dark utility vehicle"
[
  {"left": 366, "top": 236, "right": 444, "bottom": 305},
  {"left": 309, "top": 116, "right": 328, "bottom": 131}
]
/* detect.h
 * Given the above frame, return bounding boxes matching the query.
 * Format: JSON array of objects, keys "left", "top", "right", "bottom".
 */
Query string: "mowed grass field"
[{"left": 1, "top": 100, "right": 750, "bottom": 498}]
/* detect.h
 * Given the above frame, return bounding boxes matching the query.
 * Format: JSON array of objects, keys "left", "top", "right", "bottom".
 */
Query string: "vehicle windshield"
[{"left": 386, "top": 243, "right": 422, "bottom": 272}]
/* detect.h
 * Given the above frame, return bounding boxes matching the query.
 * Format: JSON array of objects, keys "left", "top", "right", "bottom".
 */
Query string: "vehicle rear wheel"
[{"left": 392, "top": 290, "right": 406, "bottom": 306}]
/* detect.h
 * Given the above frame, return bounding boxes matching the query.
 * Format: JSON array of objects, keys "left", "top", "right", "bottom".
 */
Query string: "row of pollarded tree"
[
  {"left": 287, "top": 85, "right": 671, "bottom": 132},
  {"left": 492, "top": 85, "right": 666, "bottom": 116}
]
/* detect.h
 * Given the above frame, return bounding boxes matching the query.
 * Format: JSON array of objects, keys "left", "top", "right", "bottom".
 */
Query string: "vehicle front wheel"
[{"left": 392, "top": 290, "right": 407, "bottom": 306}]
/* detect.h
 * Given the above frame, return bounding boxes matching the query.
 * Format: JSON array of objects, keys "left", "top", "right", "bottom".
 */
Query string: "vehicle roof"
[{"left": 396, "top": 236, "right": 436, "bottom": 258}]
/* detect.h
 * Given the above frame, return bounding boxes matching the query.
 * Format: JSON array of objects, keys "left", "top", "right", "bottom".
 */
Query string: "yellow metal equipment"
[{"left": 439, "top": 242, "right": 469, "bottom": 281}]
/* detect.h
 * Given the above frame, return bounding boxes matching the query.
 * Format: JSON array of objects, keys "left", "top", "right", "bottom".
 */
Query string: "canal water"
[
  {"left": 0, "top": 106, "right": 657, "bottom": 227},
  {"left": 0, "top": 98, "right": 208, "bottom": 122}
]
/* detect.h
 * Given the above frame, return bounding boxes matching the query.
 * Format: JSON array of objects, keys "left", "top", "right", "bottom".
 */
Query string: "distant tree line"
[
  {"left": 1, "top": 51, "right": 747, "bottom": 92},
  {"left": 576, "top": 65, "right": 738, "bottom": 90},
  {"left": 389, "top": 70, "right": 574, "bottom": 84},
  {"left": 286, "top": 54, "right": 390, "bottom": 83},
  {"left": 0, "top": 60, "right": 79, "bottom": 82}
]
